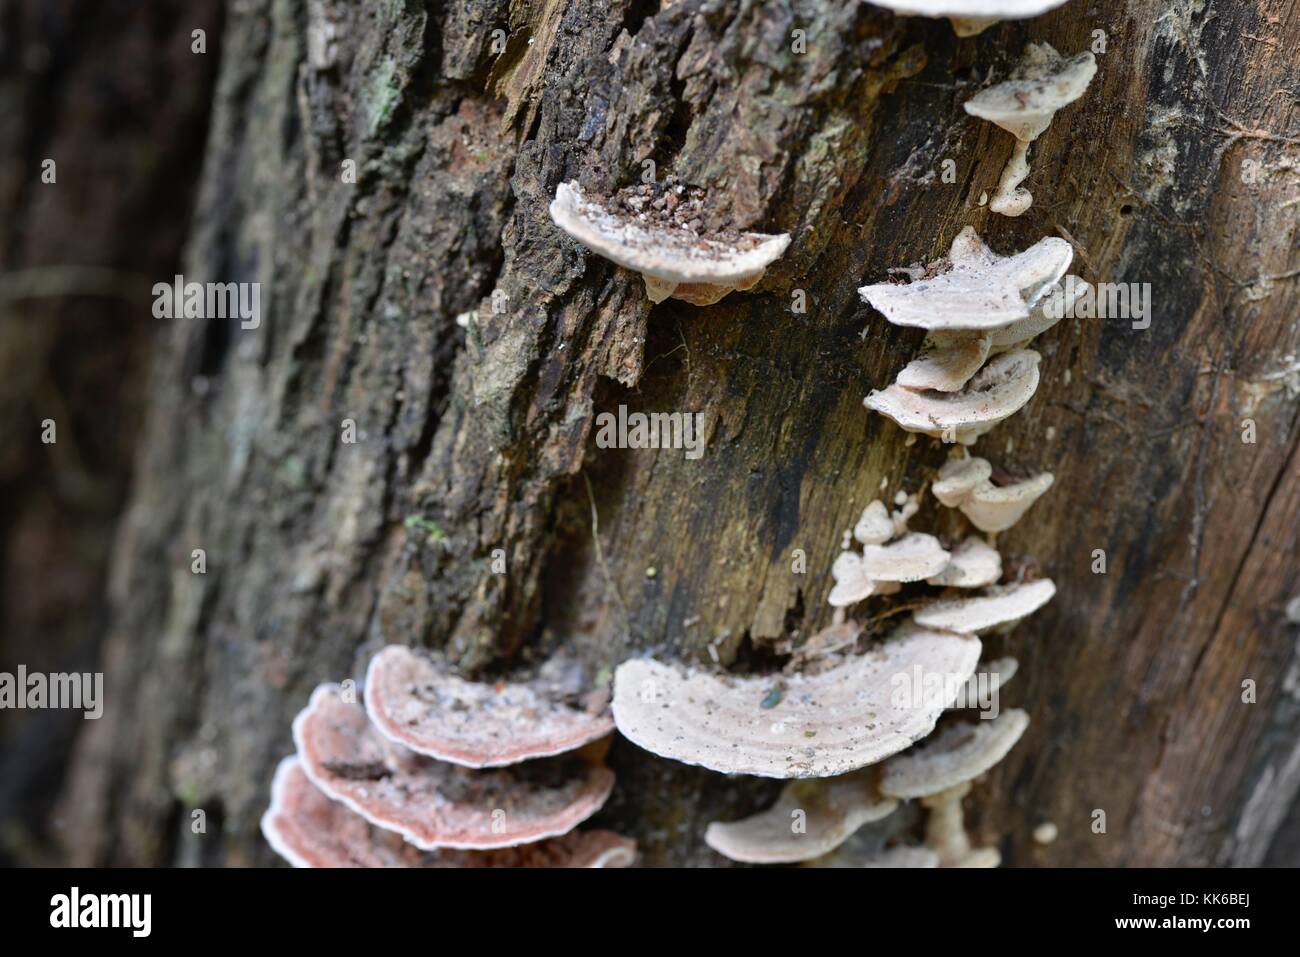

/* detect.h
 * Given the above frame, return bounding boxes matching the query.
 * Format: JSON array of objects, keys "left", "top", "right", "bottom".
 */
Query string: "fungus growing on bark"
[
  {"left": 704, "top": 770, "right": 898, "bottom": 863},
  {"left": 986, "top": 274, "right": 1089, "bottom": 354},
  {"left": 865, "top": 349, "right": 1042, "bottom": 444},
  {"left": 880, "top": 709, "right": 1031, "bottom": 799},
  {"left": 952, "top": 656, "right": 1019, "bottom": 709},
  {"left": 293, "top": 684, "right": 614, "bottom": 849},
  {"left": 828, "top": 550, "right": 901, "bottom": 607},
  {"left": 859, "top": 228, "right": 1073, "bottom": 331},
  {"left": 914, "top": 579, "right": 1056, "bottom": 634},
  {"left": 548, "top": 181, "right": 790, "bottom": 305},
  {"left": 262, "top": 757, "right": 635, "bottom": 867},
  {"left": 828, "top": 531, "right": 947, "bottom": 606},
  {"left": 866, "top": 0, "right": 1071, "bottom": 36},
  {"left": 896, "top": 333, "right": 993, "bottom": 393},
  {"left": 964, "top": 43, "right": 1097, "bottom": 216},
  {"left": 854, "top": 500, "right": 895, "bottom": 545},
  {"left": 364, "top": 644, "right": 613, "bottom": 768},
  {"left": 932, "top": 456, "right": 1054, "bottom": 532},
  {"left": 927, "top": 536, "right": 1002, "bottom": 588},
  {"left": 262, "top": 756, "right": 427, "bottom": 868},
  {"left": 610, "top": 624, "right": 982, "bottom": 778}
]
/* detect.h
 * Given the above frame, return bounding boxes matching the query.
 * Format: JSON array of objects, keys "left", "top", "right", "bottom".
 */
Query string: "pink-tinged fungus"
[
  {"left": 548, "top": 181, "right": 790, "bottom": 305},
  {"left": 914, "top": 579, "right": 1056, "bottom": 634},
  {"left": 853, "top": 500, "right": 895, "bottom": 545},
  {"left": 364, "top": 644, "right": 614, "bottom": 768},
  {"left": 262, "top": 758, "right": 635, "bottom": 867},
  {"left": 859, "top": 228, "right": 1072, "bottom": 331},
  {"left": 610, "top": 625, "right": 981, "bottom": 778},
  {"left": 927, "top": 536, "right": 1002, "bottom": 588},
  {"left": 864, "top": 349, "right": 1042, "bottom": 445},
  {"left": 293, "top": 684, "right": 614, "bottom": 850},
  {"left": 866, "top": 0, "right": 1072, "bottom": 36},
  {"left": 828, "top": 550, "right": 902, "bottom": 607},
  {"left": 704, "top": 770, "right": 898, "bottom": 864},
  {"left": 261, "top": 756, "right": 427, "bottom": 868}
]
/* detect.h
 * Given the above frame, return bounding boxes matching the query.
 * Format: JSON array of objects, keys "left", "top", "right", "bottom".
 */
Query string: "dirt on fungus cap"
[
  {"left": 610, "top": 623, "right": 981, "bottom": 778},
  {"left": 704, "top": 769, "right": 899, "bottom": 864},
  {"left": 548, "top": 181, "right": 790, "bottom": 304},
  {"left": 881, "top": 708, "right": 1031, "bottom": 799},
  {"left": 964, "top": 43, "right": 1098, "bottom": 142},
  {"left": 364, "top": 644, "right": 614, "bottom": 768},
  {"left": 864, "top": 349, "right": 1042, "bottom": 444},
  {"left": 858, "top": 228, "right": 1073, "bottom": 331},
  {"left": 915, "top": 578, "right": 1056, "bottom": 634},
  {"left": 867, "top": 0, "right": 1072, "bottom": 36},
  {"left": 927, "top": 536, "right": 1002, "bottom": 588},
  {"left": 293, "top": 684, "right": 614, "bottom": 850}
]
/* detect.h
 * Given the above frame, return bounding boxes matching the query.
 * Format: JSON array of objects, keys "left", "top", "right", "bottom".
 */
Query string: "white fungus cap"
[
  {"left": 705, "top": 770, "right": 899, "bottom": 863},
  {"left": 914, "top": 579, "right": 1057, "bottom": 634},
  {"left": 611, "top": 624, "right": 982, "bottom": 778},
  {"left": 927, "top": 536, "right": 1003, "bottom": 588},
  {"left": 859, "top": 228, "right": 1073, "bottom": 331},
  {"left": 987, "top": 275, "right": 1088, "bottom": 353},
  {"left": 828, "top": 551, "right": 902, "bottom": 607},
  {"left": 865, "top": 349, "right": 1042, "bottom": 444},
  {"left": 896, "top": 332, "right": 993, "bottom": 393},
  {"left": 548, "top": 181, "right": 790, "bottom": 304},
  {"left": 854, "top": 500, "right": 896, "bottom": 545},
  {"left": 881, "top": 708, "right": 1031, "bottom": 798},
  {"left": 866, "top": 1, "right": 1072, "bottom": 36},
  {"left": 961, "top": 471, "right": 1055, "bottom": 532},
  {"left": 933, "top": 456, "right": 994, "bottom": 507},
  {"left": 964, "top": 43, "right": 1098, "bottom": 142}
]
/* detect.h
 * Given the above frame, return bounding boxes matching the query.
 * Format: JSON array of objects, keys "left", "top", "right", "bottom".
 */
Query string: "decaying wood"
[{"left": 56, "top": 0, "right": 1299, "bottom": 866}]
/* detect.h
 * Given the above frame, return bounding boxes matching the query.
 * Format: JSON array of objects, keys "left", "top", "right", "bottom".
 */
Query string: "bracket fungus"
[
  {"left": 262, "top": 757, "right": 634, "bottom": 868},
  {"left": 829, "top": 531, "right": 948, "bottom": 607},
  {"left": 859, "top": 228, "right": 1073, "bottom": 331},
  {"left": 927, "top": 536, "right": 1003, "bottom": 588},
  {"left": 896, "top": 332, "right": 993, "bottom": 393},
  {"left": 914, "top": 579, "right": 1056, "bottom": 634},
  {"left": 611, "top": 625, "right": 981, "bottom": 778},
  {"left": 952, "top": 656, "right": 1019, "bottom": 708},
  {"left": 866, "top": 0, "right": 1072, "bottom": 36},
  {"left": 932, "top": 455, "right": 1054, "bottom": 532},
  {"left": 865, "top": 348, "right": 1042, "bottom": 444},
  {"left": 704, "top": 770, "right": 899, "bottom": 864},
  {"left": 964, "top": 43, "right": 1097, "bottom": 216},
  {"left": 364, "top": 644, "right": 614, "bottom": 768},
  {"left": 548, "top": 180, "right": 790, "bottom": 305},
  {"left": 853, "top": 500, "right": 896, "bottom": 545},
  {"left": 881, "top": 708, "right": 1031, "bottom": 799},
  {"left": 293, "top": 683, "right": 614, "bottom": 850}
]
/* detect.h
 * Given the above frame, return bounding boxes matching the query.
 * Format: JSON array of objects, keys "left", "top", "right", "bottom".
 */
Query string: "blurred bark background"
[{"left": 1, "top": 0, "right": 1297, "bottom": 866}]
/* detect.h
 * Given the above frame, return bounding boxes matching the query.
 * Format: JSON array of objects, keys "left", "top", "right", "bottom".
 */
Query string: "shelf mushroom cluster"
[
  {"left": 860, "top": 227, "right": 1089, "bottom": 444},
  {"left": 261, "top": 645, "right": 633, "bottom": 868}
]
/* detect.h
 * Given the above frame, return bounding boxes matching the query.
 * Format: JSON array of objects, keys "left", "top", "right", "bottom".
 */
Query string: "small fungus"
[
  {"left": 853, "top": 500, "right": 895, "bottom": 545},
  {"left": 859, "top": 228, "right": 1073, "bottom": 331},
  {"left": 262, "top": 757, "right": 634, "bottom": 867},
  {"left": 880, "top": 708, "right": 1031, "bottom": 799},
  {"left": 914, "top": 579, "right": 1057, "bottom": 634},
  {"left": 866, "top": 0, "right": 1072, "bottom": 36},
  {"left": 549, "top": 181, "right": 790, "bottom": 305},
  {"left": 951, "top": 656, "right": 1019, "bottom": 710},
  {"left": 927, "top": 536, "right": 1003, "bottom": 588},
  {"left": 293, "top": 684, "right": 614, "bottom": 850},
  {"left": 964, "top": 43, "right": 1097, "bottom": 216},
  {"left": 896, "top": 332, "right": 993, "bottom": 393},
  {"left": 704, "top": 770, "right": 898, "bottom": 863},
  {"left": 932, "top": 455, "right": 1054, "bottom": 532},
  {"left": 610, "top": 624, "right": 982, "bottom": 778},
  {"left": 864, "top": 349, "right": 1042, "bottom": 445},
  {"left": 364, "top": 644, "right": 614, "bottom": 768}
]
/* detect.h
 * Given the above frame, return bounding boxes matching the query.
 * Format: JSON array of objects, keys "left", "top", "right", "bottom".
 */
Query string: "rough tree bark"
[{"left": 56, "top": 0, "right": 1298, "bottom": 866}]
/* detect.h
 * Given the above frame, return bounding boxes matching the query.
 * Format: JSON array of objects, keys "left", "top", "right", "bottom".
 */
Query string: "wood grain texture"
[{"left": 57, "top": 0, "right": 1299, "bottom": 866}]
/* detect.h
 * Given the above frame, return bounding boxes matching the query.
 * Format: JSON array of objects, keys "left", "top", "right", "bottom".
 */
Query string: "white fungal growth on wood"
[
  {"left": 933, "top": 455, "right": 1055, "bottom": 532},
  {"left": 548, "top": 181, "right": 790, "bottom": 305},
  {"left": 964, "top": 43, "right": 1097, "bottom": 216},
  {"left": 866, "top": 0, "right": 1073, "bottom": 36}
]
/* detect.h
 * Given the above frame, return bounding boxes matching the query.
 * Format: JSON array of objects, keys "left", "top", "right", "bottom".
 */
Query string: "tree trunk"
[{"left": 55, "top": 0, "right": 1299, "bottom": 867}]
